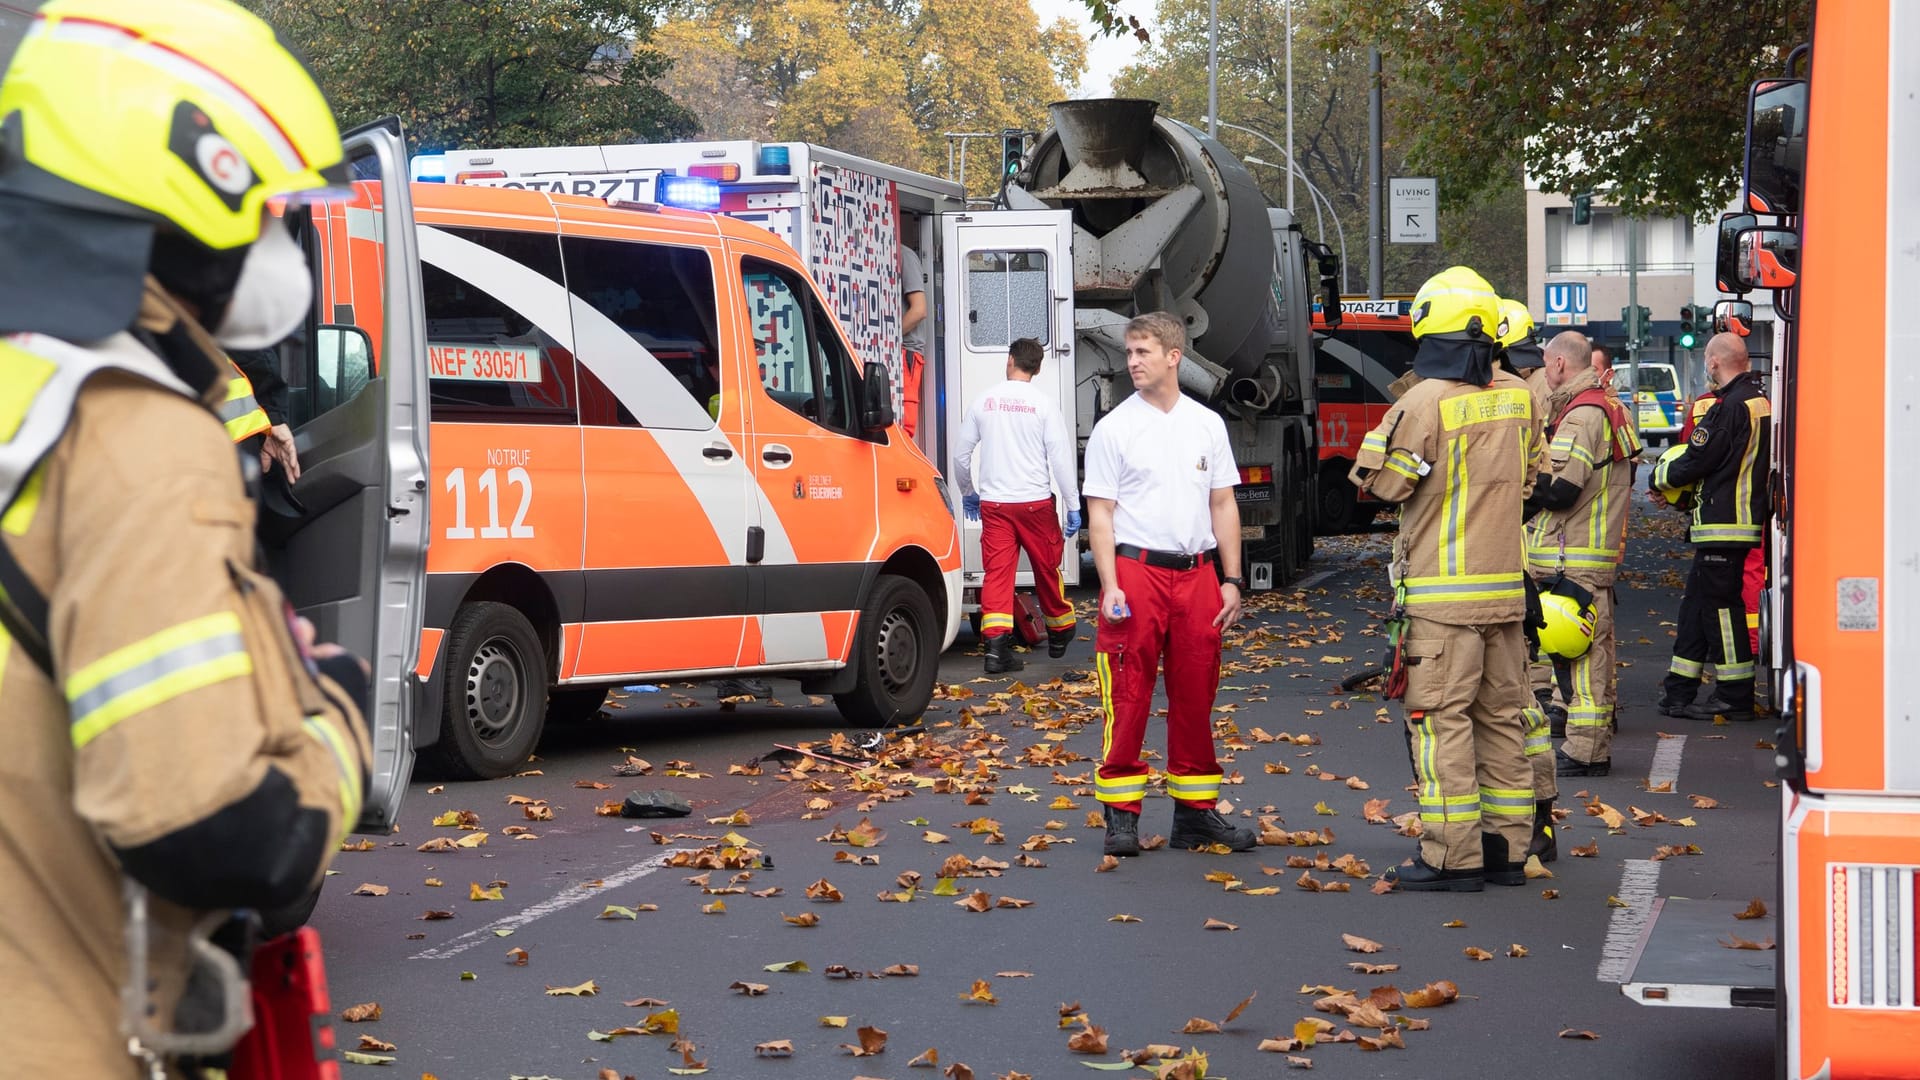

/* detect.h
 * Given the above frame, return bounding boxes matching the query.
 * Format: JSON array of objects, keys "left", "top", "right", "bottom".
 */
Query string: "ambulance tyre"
[
  {"left": 836, "top": 574, "right": 939, "bottom": 729},
  {"left": 548, "top": 686, "right": 610, "bottom": 724},
  {"left": 431, "top": 602, "right": 549, "bottom": 780}
]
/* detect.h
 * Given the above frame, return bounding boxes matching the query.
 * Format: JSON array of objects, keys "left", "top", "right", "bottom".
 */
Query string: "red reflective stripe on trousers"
[
  {"left": 978, "top": 498, "right": 1075, "bottom": 638},
  {"left": 1094, "top": 557, "right": 1223, "bottom": 812},
  {"left": 1744, "top": 546, "right": 1764, "bottom": 653}
]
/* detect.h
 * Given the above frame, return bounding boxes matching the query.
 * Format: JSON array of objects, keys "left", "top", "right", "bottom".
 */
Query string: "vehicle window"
[
  {"left": 742, "top": 258, "right": 858, "bottom": 433},
  {"left": 562, "top": 236, "right": 720, "bottom": 429},
  {"left": 421, "top": 227, "right": 575, "bottom": 423},
  {"left": 966, "top": 249, "right": 1051, "bottom": 347},
  {"left": 1319, "top": 327, "right": 1417, "bottom": 405},
  {"left": 1638, "top": 367, "right": 1677, "bottom": 393}
]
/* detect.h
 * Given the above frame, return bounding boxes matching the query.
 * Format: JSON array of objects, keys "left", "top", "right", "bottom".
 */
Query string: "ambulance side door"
[
  {"left": 736, "top": 254, "right": 879, "bottom": 666},
  {"left": 939, "top": 211, "right": 1077, "bottom": 588},
  {"left": 270, "top": 122, "right": 430, "bottom": 831}
]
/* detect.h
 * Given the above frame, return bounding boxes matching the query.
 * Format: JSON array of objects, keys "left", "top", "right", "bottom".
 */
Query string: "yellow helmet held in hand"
[
  {"left": 0, "top": 0, "right": 348, "bottom": 340},
  {"left": 1411, "top": 266, "right": 1501, "bottom": 341},
  {"left": 1495, "top": 298, "right": 1536, "bottom": 350},
  {"left": 1652, "top": 443, "right": 1698, "bottom": 507},
  {"left": 1538, "top": 591, "right": 1597, "bottom": 661}
]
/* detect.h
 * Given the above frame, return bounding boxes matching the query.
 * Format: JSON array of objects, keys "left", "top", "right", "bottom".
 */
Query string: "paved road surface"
[{"left": 315, "top": 501, "right": 1782, "bottom": 1079}]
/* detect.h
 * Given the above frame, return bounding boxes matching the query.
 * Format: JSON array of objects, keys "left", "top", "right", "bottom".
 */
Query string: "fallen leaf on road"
[
  {"left": 1463, "top": 947, "right": 1494, "bottom": 961},
  {"left": 821, "top": 1016, "right": 849, "bottom": 1028},
  {"left": 598, "top": 905, "right": 639, "bottom": 919},
  {"left": 1689, "top": 794, "right": 1721, "bottom": 809},
  {"left": 846, "top": 818, "right": 887, "bottom": 848},
  {"left": 1523, "top": 856, "right": 1554, "bottom": 879},
  {"left": 882, "top": 964, "right": 920, "bottom": 976},
  {"left": 621, "top": 996, "right": 669, "bottom": 1008},
  {"left": 1371, "top": 878, "right": 1396, "bottom": 894},
  {"left": 423, "top": 878, "right": 443, "bottom": 887},
  {"left": 755, "top": 1040, "right": 794, "bottom": 1057},
  {"left": 701, "top": 900, "right": 726, "bottom": 914},
  {"left": 1736, "top": 898, "right": 1769, "bottom": 920},
  {"left": 469, "top": 883, "right": 504, "bottom": 901},
  {"left": 1346, "top": 962, "right": 1399, "bottom": 974},
  {"left": 1357, "top": 1028, "right": 1406, "bottom": 1051},
  {"left": 340, "top": 1002, "right": 381, "bottom": 1022},
  {"left": 1345, "top": 776, "right": 1371, "bottom": 791},
  {"left": 1721, "top": 935, "right": 1777, "bottom": 950},
  {"left": 996, "top": 896, "right": 1034, "bottom": 909},
  {"left": 1362, "top": 799, "right": 1392, "bottom": 824},
  {"left": 545, "top": 981, "right": 598, "bottom": 997},
  {"left": 1313, "top": 801, "right": 1337, "bottom": 816},
  {"left": 1652, "top": 844, "right": 1703, "bottom": 860},
  {"left": 1257, "top": 1037, "right": 1303, "bottom": 1053},
  {"left": 1096, "top": 855, "right": 1120, "bottom": 873},
  {"left": 729, "top": 981, "right": 769, "bottom": 995},
  {"left": 1402, "top": 981, "right": 1459, "bottom": 1008},
  {"left": 764, "top": 960, "right": 809, "bottom": 973},
  {"left": 506, "top": 947, "right": 528, "bottom": 966},
  {"left": 351, "top": 883, "right": 388, "bottom": 897},
  {"left": 1647, "top": 780, "right": 1675, "bottom": 793},
  {"left": 575, "top": 780, "right": 611, "bottom": 790},
  {"left": 805, "top": 879, "right": 844, "bottom": 902},
  {"left": 956, "top": 890, "right": 993, "bottom": 912},
  {"left": 1542, "top": 889, "right": 1561, "bottom": 900},
  {"left": 419, "top": 910, "right": 453, "bottom": 921},
  {"left": 1570, "top": 840, "right": 1599, "bottom": 857},
  {"left": 1607, "top": 895, "right": 1630, "bottom": 908},
  {"left": 1182, "top": 1018, "right": 1222, "bottom": 1034},
  {"left": 960, "top": 979, "right": 998, "bottom": 1005},
  {"left": 1066, "top": 1023, "right": 1109, "bottom": 1054},
  {"left": 1342, "top": 933, "right": 1384, "bottom": 953},
  {"left": 1507, "top": 944, "right": 1529, "bottom": 958},
  {"left": 1110, "top": 913, "right": 1142, "bottom": 923},
  {"left": 907, "top": 1047, "right": 938, "bottom": 1067},
  {"left": 923, "top": 831, "right": 952, "bottom": 844},
  {"left": 416, "top": 838, "right": 458, "bottom": 852},
  {"left": 1287, "top": 1055, "right": 1314, "bottom": 1068},
  {"left": 840, "top": 1025, "right": 888, "bottom": 1056},
  {"left": 455, "top": 832, "right": 487, "bottom": 848},
  {"left": 355, "top": 1035, "right": 396, "bottom": 1052},
  {"left": 1225, "top": 992, "right": 1257, "bottom": 1023},
  {"left": 1203, "top": 918, "right": 1239, "bottom": 931},
  {"left": 1558, "top": 1029, "right": 1600, "bottom": 1040},
  {"left": 783, "top": 912, "right": 819, "bottom": 927},
  {"left": 339, "top": 1051, "right": 394, "bottom": 1065}
]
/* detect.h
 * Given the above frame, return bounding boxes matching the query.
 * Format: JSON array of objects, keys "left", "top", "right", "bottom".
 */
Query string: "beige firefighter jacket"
[
  {"left": 0, "top": 323, "right": 369, "bottom": 1077},
  {"left": 1351, "top": 369, "right": 1544, "bottom": 625},
  {"left": 1526, "top": 368, "right": 1640, "bottom": 586}
]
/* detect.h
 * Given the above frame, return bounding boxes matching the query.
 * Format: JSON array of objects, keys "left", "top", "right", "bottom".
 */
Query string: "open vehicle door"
[
  {"left": 264, "top": 119, "right": 430, "bottom": 831},
  {"left": 940, "top": 209, "right": 1078, "bottom": 589}
]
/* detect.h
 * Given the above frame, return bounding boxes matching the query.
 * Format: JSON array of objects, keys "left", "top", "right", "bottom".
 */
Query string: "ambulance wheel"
[
  {"left": 1317, "top": 465, "right": 1362, "bottom": 534},
  {"left": 548, "top": 686, "right": 610, "bottom": 724},
  {"left": 836, "top": 574, "right": 939, "bottom": 729},
  {"left": 431, "top": 602, "right": 548, "bottom": 780}
]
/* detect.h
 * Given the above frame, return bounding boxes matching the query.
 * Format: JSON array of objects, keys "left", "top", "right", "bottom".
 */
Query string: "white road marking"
[
  {"left": 409, "top": 851, "right": 682, "bottom": 961},
  {"left": 1647, "top": 733, "right": 1686, "bottom": 791},
  {"left": 1597, "top": 859, "right": 1664, "bottom": 983},
  {"left": 1295, "top": 570, "right": 1338, "bottom": 590}
]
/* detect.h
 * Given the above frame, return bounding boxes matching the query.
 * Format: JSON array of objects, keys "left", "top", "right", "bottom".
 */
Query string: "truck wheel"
[
  {"left": 1291, "top": 457, "right": 1315, "bottom": 572},
  {"left": 1318, "top": 466, "right": 1361, "bottom": 534},
  {"left": 429, "top": 601, "right": 548, "bottom": 780},
  {"left": 835, "top": 574, "right": 939, "bottom": 729},
  {"left": 548, "top": 686, "right": 610, "bottom": 724}
]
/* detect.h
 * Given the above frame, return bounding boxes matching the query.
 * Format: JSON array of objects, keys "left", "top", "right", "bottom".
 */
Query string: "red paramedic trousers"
[
  {"left": 979, "top": 498, "right": 1075, "bottom": 640},
  {"left": 1094, "top": 555, "right": 1225, "bottom": 813}
]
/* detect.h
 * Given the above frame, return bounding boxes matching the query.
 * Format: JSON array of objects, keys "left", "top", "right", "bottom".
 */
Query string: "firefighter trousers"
[
  {"left": 1401, "top": 618, "right": 1535, "bottom": 869},
  {"left": 979, "top": 498, "right": 1075, "bottom": 640},
  {"left": 1094, "top": 557, "right": 1223, "bottom": 813},
  {"left": 1665, "top": 548, "right": 1756, "bottom": 708},
  {"left": 1529, "top": 579, "right": 1616, "bottom": 765}
]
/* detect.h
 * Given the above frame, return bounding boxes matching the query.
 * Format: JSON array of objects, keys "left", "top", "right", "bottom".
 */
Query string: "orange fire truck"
[
  {"left": 1310, "top": 298, "right": 1413, "bottom": 532},
  {"left": 1619, "top": 4, "right": 1920, "bottom": 1076}
]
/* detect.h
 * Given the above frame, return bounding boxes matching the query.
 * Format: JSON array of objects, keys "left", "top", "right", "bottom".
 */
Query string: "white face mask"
[{"left": 214, "top": 216, "right": 312, "bottom": 350}]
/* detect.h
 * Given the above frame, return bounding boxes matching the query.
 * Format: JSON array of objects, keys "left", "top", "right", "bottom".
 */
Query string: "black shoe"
[
  {"left": 983, "top": 634, "right": 1025, "bottom": 675},
  {"left": 1682, "top": 696, "right": 1754, "bottom": 723},
  {"left": 1535, "top": 690, "right": 1568, "bottom": 738},
  {"left": 1170, "top": 805, "right": 1256, "bottom": 852},
  {"left": 1555, "top": 747, "right": 1610, "bottom": 777},
  {"left": 715, "top": 677, "right": 772, "bottom": 699},
  {"left": 1103, "top": 806, "right": 1141, "bottom": 857},
  {"left": 1527, "top": 799, "right": 1558, "bottom": 863},
  {"left": 1047, "top": 625, "right": 1075, "bottom": 659},
  {"left": 1657, "top": 692, "right": 1695, "bottom": 718},
  {"left": 1384, "top": 854, "right": 1484, "bottom": 893},
  {"left": 1480, "top": 832, "right": 1526, "bottom": 886}
]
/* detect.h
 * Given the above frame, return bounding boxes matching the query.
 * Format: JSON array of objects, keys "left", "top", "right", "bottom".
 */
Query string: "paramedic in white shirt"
[
  {"left": 954, "top": 337, "right": 1080, "bottom": 673},
  {"left": 1082, "top": 311, "right": 1254, "bottom": 857}
]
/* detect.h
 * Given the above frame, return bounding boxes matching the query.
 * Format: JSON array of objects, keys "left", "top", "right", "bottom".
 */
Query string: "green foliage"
[
  {"left": 1314, "top": 0, "right": 1811, "bottom": 219},
  {"left": 240, "top": 0, "right": 697, "bottom": 151}
]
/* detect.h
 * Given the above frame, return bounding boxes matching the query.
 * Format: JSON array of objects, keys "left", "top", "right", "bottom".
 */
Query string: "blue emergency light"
[
  {"left": 658, "top": 175, "right": 722, "bottom": 211},
  {"left": 410, "top": 153, "right": 448, "bottom": 183},
  {"left": 759, "top": 144, "right": 791, "bottom": 175}
]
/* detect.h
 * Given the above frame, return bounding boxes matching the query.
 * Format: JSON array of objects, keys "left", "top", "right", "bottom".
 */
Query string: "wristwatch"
[{"left": 1222, "top": 575, "right": 1247, "bottom": 589}]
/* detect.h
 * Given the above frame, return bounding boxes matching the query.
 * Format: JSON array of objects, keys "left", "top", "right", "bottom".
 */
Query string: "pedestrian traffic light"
[
  {"left": 1002, "top": 130, "right": 1024, "bottom": 180},
  {"left": 1572, "top": 192, "right": 1593, "bottom": 226},
  {"left": 1677, "top": 303, "right": 1700, "bottom": 349}
]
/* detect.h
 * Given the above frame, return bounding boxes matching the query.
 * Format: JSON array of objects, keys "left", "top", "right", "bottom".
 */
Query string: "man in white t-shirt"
[
  {"left": 955, "top": 338, "right": 1081, "bottom": 673},
  {"left": 1083, "top": 312, "right": 1253, "bottom": 857}
]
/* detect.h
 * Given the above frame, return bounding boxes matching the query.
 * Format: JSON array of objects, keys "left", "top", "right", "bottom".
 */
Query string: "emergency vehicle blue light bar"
[
  {"left": 658, "top": 175, "right": 722, "bottom": 211},
  {"left": 410, "top": 153, "right": 448, "bottom": 183},
  {"left": 760, "top": 145, "right": 792, "bottom": 175}
]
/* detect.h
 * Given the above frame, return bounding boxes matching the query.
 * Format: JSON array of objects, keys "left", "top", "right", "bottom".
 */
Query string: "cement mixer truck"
[{"left": 429, "top": 97, "right": 1332, "bottom": 621}]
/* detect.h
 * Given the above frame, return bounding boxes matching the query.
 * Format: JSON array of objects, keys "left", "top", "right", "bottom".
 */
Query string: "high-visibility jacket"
[
  {"left": 1652, "top": 371, "right": 1771, "bottom": 547},
  {"left": 1351, "top": 368, "right": 1545, "bottom": 624},
  {"left": 220, "top": 362, "right": 272, "bottom": 443},
  {"left": 0, "top": 327, "right": 369, "bottom": 1075},
  {"left": 1525, "top": 369, "right": 1642, "bottom": 585}
]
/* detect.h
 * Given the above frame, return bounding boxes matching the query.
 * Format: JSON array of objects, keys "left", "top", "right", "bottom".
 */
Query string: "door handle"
[
  {"left": 702, "top": 443, "right": 733, "bottom": 461},
  {"left": 761, "top": 445, "right": 793, "bottom": 466}
]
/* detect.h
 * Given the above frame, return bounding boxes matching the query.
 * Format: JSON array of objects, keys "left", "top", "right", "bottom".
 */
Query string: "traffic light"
[
  {"left": 1677, "top": 303, "right": 1700, "bottom": 349},
  {"left": 1001, "top": 129, "right": 1024, "bottom": 180},
  {"left": 1572, "top": 192, "right": 1593, "bottom": 226}
]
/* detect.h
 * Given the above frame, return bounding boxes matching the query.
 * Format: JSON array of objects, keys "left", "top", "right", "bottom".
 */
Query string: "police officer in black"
[{"left": 1651, "top": 333, "right": 1771, "bottom": 722}]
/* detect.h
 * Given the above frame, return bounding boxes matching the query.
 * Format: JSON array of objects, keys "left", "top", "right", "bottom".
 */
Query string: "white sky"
[{"left": 1030, "top": 0, "right": 1152, "bottom": 97}]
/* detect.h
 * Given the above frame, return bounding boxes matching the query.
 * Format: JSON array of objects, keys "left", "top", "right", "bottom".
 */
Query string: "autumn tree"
[
  {"left": 1114, "top": 0, "right": 1526, "bottom": 296},
  {"left": 1315, "top": 0, "right": 1811, "bottom": 218},
  {"left": 660, "top": 0, "right": 1085, "bottom": 193},
  {"left": 240, "top": 0, "right": 696, "bottom": 151}
]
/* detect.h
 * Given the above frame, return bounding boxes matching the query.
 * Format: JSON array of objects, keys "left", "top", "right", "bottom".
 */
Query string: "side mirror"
[
  {"left": 1745, "top": 78, "right": 1807, "bottom": 216},
  {"left": 1735, "top": 227, "right": 1800, "bottom": 290},
  {"left": 315, "top": 323, "right": 374, "bottom": 412},
  {"left": 1712, "top": 299, "right": 1755, "bottom": 339},
  {"left": 860, "top": 361, "right": 896, "bottom": 434},
  {"left": 1715, "top": 212, "right": 1757, "bottom": 296}
]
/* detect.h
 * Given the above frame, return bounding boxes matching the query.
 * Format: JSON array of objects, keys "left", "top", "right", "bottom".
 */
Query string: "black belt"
[{"left": 1115, "top": 543, "right": 1214, "bottom": 571}]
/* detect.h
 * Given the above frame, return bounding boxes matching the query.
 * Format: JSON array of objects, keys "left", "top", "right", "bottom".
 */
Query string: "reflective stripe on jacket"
[
  {"left": 1526, "top": 369, "right": 1642, "bottom": 585},
  {"left": 1652, "top": 371, "right": 1770, "bottom": 547},
  {"left": 221, "top": 364, "right": 272, "bottom": 442}
]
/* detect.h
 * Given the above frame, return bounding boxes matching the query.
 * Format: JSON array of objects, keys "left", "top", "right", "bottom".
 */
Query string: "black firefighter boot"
[
  {"left": 1535, "top": 687, "right": 1568, "bottom": 739},
  {"left": 983, "top": 633, "right": 1024, "bottom": 675},
  {"left": 1480, "top": 831, "right": 1527, "bottom": 886},
  {"left": 1384, "top": 853, "right": 1484, "bottom": 893},
  {"left": 1047, "top": 625, "right": 1075, "bottom": 659},
  {"left": 1527, "top": 799, "right": 1558, "bottom": 863},
  {"left": 1171, "top": 804, "right": 1257, "bottom": 852},
  {"left": 1103, "top": 806, "right": 1141, "bottom": 857}
]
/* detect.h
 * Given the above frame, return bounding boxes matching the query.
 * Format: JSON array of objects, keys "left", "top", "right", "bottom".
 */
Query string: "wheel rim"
[
  {"left": 873, "top": 604, "right": 921, "bottom": 698},
  {"left": 465, "top": 635, "right": 526, "bottom": 748}
]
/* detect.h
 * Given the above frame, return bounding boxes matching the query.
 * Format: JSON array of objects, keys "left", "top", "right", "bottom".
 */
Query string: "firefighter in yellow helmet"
[
  {"left": 1350, "top": 267, "right": 1544, "bottom": 891},
  {"left": 0, "top": 2, "right": 368, "bottom": 1073}
]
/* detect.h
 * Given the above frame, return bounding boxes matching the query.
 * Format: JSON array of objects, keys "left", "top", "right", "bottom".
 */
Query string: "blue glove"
[
  {"left": 963, "top": 493, "right": 981, "bottom": 521},
  {"left": 1065, "top": 510, "right": 1082, "bottom": 537}
]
